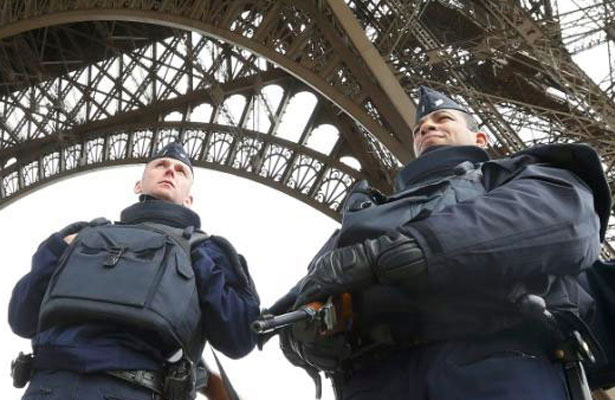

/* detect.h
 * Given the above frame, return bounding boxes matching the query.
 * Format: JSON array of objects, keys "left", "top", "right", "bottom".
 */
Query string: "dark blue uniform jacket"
[
  {"left": 322, "top": 144, "right": 608, "bottom": 343},
  {"left": 8, "top": 233, "right": 260, "bottom": 372}
]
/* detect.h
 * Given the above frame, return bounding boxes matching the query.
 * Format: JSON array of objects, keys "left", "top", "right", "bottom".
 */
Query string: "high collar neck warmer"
[
  {"left": 121, "top": 198, "right": 201, "bottom": 229},
  {"left": 394, "top": 145, "right": 489, "bottom": 192}
]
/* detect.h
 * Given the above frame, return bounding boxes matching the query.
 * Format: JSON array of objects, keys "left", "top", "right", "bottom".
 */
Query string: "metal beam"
[{"left": 325, "top": 0, "right": 417, "bottom": 131}]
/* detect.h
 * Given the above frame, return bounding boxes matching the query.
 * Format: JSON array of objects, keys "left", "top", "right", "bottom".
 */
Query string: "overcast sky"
[{"left": 0, "top": 165, "right": 339, "bottom": 399}]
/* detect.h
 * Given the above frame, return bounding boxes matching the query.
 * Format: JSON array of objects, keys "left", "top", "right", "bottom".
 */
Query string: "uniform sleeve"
[
  {"left": 402, "top": 162, "right": 601, "bottom": 287},
  {"left": 192, "top": 240, "right": 260, "bottom": 359},
  {"left": 8, "top": 233, "right": 68, "bottom": 338}
]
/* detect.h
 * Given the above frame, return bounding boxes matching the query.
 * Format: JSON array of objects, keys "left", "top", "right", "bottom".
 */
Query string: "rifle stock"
[{"left": 199, "top": 372, "right": 230, "bottom": 400}]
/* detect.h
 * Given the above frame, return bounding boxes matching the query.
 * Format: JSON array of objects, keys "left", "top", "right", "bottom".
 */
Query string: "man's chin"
[
  {"left": 420, "top": 140, "right": 447, "bottom": 155},
  {"left": 146, "top": 190, "right": 175, "bottom": 203}
]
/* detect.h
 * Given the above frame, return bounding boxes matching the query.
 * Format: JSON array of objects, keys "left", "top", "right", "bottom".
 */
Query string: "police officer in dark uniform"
[
  {"left": 277, "top": 87, "right": 610, "bottom": 400},
  {"left": 9, "top": 143, "right": 260, "bottom": 399}
]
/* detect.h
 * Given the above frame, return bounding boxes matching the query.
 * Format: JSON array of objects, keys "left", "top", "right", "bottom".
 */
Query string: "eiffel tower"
[
  {"left": 0, "top": 1, "right": 612, "bottom": 236},
  {"left": 1, "top": 1, "right": 614, "bottom": 398}
]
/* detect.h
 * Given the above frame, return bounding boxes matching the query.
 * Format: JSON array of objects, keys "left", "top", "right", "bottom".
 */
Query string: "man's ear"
[
  {"left": 475, "top": 131, "right": 488, "bottom": 148},
  {"left": 183, "top": 194, "right": 194, "bottom": 207},
  {"left": 134, "top": 180, "right": 142, "bottom": 195}
]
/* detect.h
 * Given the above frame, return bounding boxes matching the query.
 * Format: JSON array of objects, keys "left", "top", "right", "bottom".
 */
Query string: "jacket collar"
[
  {"left": 121, "top": 197, "right": 201, "bottom": 229},
  {"left": 395, "top": 145, "right": 489, "bottom": 191}
]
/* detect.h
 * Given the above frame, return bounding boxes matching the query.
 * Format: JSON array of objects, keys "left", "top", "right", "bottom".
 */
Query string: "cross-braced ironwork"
[
  {"left": 0, "top": 30, "right": 372, "bottom": 217},
  {"left": 0, "top": 1, "right": 613, "bottom": 246}
]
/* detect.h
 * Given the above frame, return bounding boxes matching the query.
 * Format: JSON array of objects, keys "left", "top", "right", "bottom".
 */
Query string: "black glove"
[
  {"left": 279, "top": 328, "right": 323, "bottom": 398},
  {"left": 280, "top": 326, "right": 351, "bottom": 398},
  {"left": 295, "top": 232, "right": 426, "bottom": 307}
]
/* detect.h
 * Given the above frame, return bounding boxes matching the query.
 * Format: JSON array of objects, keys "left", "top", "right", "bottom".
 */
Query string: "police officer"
[
  {"left": 9, "top": 143, "right": 260, "bottom": 399},
  {"left": 277, "top": 87, "right": 610, "bottom": 400}
]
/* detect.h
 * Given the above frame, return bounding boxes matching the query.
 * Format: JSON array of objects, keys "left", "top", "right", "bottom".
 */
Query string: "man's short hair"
[{"left": 461, "top": 112, "right": 480, "bottom": 133}]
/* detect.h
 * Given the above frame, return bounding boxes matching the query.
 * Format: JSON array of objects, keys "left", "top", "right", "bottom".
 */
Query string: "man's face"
[
  {"left": 412, "top": 109, "right": 487, "bottom": 156},
  {"left": 134, "top": 157, "right": 194, "bottom": 206}
]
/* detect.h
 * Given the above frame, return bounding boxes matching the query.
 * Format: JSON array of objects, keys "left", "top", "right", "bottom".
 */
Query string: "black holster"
[
  {"left": 516, "top": 294, "right": 595, "bottom": 400},
  {"left": 11, "top": 352, "right": 34, "bottom": 388},
  {"left": 552, "top": 324, "right": 597, "bottom": 400},
  {"left": 564, "top": 360, "right": 592, "bottom": 400},
  {"left": 164, "top": 359, "right": 196, "bottom": 400}
]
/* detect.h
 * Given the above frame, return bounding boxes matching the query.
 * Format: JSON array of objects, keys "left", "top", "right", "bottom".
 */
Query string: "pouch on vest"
[{"left": 38, "top": 222, "right": 208, "bottom": 357}]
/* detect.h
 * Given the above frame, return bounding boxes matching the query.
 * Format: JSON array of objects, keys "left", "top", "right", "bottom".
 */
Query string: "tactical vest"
[
  {"left": 338, "top": 160, "right": 485, "bottom": 248},
  {"left": 337, "top": 150, "right": 533, "bottom": 344},
  {"left": 336, "top": 144, "right": 611, "bottom": 347},
  {"left": 38, "top": 201, "right": 209, "bottom": 361}
]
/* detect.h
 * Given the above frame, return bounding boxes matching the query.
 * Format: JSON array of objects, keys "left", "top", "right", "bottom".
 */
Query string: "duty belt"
[{"left": 107, "top": 369, "right": 164, "bottom": 395}]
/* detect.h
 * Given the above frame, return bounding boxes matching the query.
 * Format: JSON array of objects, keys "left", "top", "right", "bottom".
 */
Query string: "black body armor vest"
[{"left": 39, "top": 200, "right": 208, "bottom": 361}]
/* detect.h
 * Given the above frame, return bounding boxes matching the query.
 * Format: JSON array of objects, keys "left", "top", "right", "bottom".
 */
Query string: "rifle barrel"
[{"left": 251, "top": 307, "right": 316, "bottom": 334}]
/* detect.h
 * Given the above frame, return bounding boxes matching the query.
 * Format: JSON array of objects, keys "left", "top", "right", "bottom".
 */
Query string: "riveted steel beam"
[{"left": 0, "top": 121, "right": 364, "bottom": 219}]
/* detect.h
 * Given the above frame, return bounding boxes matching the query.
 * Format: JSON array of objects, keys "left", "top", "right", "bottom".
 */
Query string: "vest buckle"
[{"left": 104, "top": 247, "right": 125, "bottom": 268}]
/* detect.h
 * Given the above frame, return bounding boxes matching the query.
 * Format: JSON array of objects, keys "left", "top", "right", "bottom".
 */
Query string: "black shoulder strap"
[
  {"left": 138, "top": 222, "right": 209, "bottom": 256},
  {"left": 341, "top": 179, "right": 388, "bottom": 214}
]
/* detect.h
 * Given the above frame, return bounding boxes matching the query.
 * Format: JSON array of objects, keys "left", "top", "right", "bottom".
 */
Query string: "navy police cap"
[
  {"left": 152, "top": 142, "right": 193, "bottom": 173},
  {"left": 416, "top": 86, "right": 469, "bottom": 124}
]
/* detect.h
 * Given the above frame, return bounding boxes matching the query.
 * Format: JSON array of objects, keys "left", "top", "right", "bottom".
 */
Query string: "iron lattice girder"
[
  {"left": 0, "top": 30, "right": 395, "bottom": 217},
  {"left": 0, "top": 120, "right": 363, "bottom": 220},
  {"left": 0, "top": 69, "right": 289, "bottom": 165},
  {"left": 0, "top": 21, "right": 176, "bottom": 96},
  {"left": 549, "top": 1, "right": 615, "bottom": 54},
  {"left": 3, "top": 1, "right": 611, "bottom": 159},
  {"left": 0, "top": 0, "right": 414, "bottom": 162},
  {"left": 1, "top": 0, "right": 615, "bottom": 241},
  {"left": 347, "top": 0, "right": 615, "bottom": 159}
]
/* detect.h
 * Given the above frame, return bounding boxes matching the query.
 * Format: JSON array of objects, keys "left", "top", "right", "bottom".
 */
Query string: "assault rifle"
[
  {"left": 251, "top": 293, "right": 352, "bottom": 337},
  {"left": 252, "top": 292, "right": 353, "bottom": 399}
]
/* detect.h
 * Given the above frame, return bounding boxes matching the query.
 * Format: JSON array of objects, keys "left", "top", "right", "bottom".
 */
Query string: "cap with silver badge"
[
  {"left": 152, "top": 143, "right": 193, "bottom": 173},
  {"left": 415, "top": 86, "right": 469, "bottom": 123}
]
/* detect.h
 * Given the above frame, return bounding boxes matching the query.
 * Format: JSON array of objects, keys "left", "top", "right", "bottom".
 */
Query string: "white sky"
[{"left": 0, "top": 165, "right": 339, "bottom": 400}]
